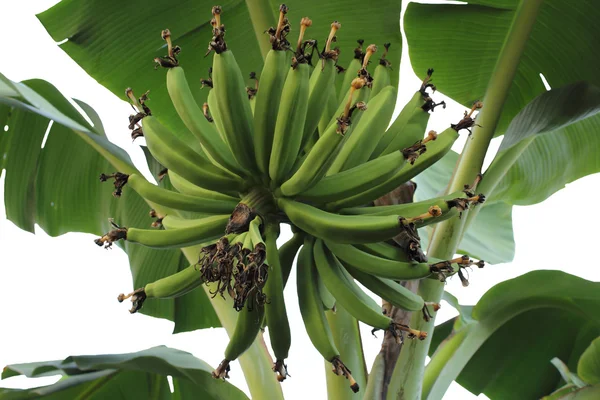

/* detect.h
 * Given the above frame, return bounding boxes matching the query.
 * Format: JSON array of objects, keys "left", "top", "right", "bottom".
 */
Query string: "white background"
[{"left": 1, "top": 1, "right": 599, "bottom": 399}]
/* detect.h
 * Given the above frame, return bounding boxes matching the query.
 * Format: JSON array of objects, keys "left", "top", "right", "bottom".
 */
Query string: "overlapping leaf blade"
[
  {"left": 0, "top": 74, "right": 219, "bottom": 331},
  {"left": 1, "top": 346, "right": 248, "bottom": 400},
  {"left": 404, "top": 0, "right": 600, "bottom": 137},
  {"left": 426, "top": 270, "right": 600, "bottom": 399}
]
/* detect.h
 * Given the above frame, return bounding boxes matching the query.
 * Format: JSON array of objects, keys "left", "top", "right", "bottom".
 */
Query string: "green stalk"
[
  {"left": 325, "top": 304, "right": 368, "bottom": 399},
  {"left": 245, "top": 0, "right": 276, "bottom": 59},
  {"left": 386, "top": 1, "right": 544, "bottom": 399},
  {"left": 181, "top": 246, "right": 284, "bottom": 400}
]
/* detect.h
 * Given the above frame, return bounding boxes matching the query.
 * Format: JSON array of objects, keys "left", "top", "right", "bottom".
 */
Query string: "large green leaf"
[
  {"left": 404, "top": 0, "right": 600, "bottom": 138},
  {"left": 0, "top": 73, "right": 219, "bottom": 331},
  {"left": 578, "top": 337, "right": 600, "bottom": 385},
  {"left": 425, "top": 270, "right": 600, "bottom": 400},
  {"left": 1, "top": 346, "right": 248, "bottom": 400},
  {"left": 37, "top": 0, "right": 402, "bottom": 133},
  {"left": 414, "top": 150, "right": 514, "bottom": 264},
  {"left": 479, "top": 81, "right": 600, "bottom": 206}
]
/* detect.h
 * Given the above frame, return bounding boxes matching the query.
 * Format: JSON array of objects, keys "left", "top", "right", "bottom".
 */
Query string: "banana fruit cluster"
[{"left": 97, "top": 4, "right": 486, "bottom": 390}]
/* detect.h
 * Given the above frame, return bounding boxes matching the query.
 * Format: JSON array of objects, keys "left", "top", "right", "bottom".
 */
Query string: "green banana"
[
  {"left": 212, "top": 50, "right": 257, "bottom": 174},
  {"left": 279, "top": 77, "right": 367, "bottom": 196},
  {"left": 303, "top": 57, "right": 336, "bottom": 146},
  {"left": 166, "top": 66, "right": 246, "bottom": 177},
  {"left": 338, "top": 40, "right": 363, "bottom": 100},
  {"left": 313, "top": 239, "right": 391, "bottom": 330},
  {"left": 370, "top": 43, "right": 392, "bottom": 97},
  {"left": 327, "top": 85, "right": 397, "bottom": 174},
  {"left": 213, "top": 289, "right": 266, "bottom": 379},
  {"left": 279, "top": 230, "right": 304, "bottom": 287},
  {"left": 378, "top": 106, "right": 430, "bottom": 157},
  {"left": 269, "top": 62, "right": 311, "bottom": 185},
  {"left": 317, "top": 87, "right": 338, "bottom": 137},
  {"left": 344, "top": 264, "right": 424, "bottom": 312},
  {"left": 207, "top": 89, "right": 229, "bottom": 144},
  {"left": 371, "top": 91, "right": 424, "bottom": 159},
  {"left": 141, "top": 115, "right": 246, "bottom": 193},
  {"left": 95, "top": 214, "right": 229, "bottom": 249},
  {"left": 325, "top": 241, "right": 431, "bottom": 280},
  {"left": 316, "top": 266, "right": 337, "bottom": 311},
  {"left": 297, "top": 150, "right": 407, "bottom": 204},
  {"left": 328, "top": 126, "right": 459, "bottom": 209},
  {"left": 253, "top": 50, "right": 290, "bottom": 177},
  {"left": 124, "top": 173, "right": 238, "bottom": 214},
  {"left": 340, "top": 192, "right": 464, "bottom": 216},
  {"left": 354, "top": 241, "right": 412, "bottom": 263},
  {"left": 296, "top": 237, "right": 358, "bottom": 392},
  {"left": 277, "top": 197, "right": 418, "bottom": 244},
  {"left": 168, "top": 170, "right": 239, "bottom": 201},
  {"left": 264, "top": 222, "right": 292, "bottom": 381}
]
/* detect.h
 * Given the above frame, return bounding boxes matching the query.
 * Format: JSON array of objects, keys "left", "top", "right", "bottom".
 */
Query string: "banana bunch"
[{"left": 95, "top": 4, "right": 487, "bottom": 390}]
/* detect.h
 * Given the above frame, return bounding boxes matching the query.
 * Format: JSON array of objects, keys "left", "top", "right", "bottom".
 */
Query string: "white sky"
[{"left": 1, "top": 1, "right": 599, "bottom": 399}]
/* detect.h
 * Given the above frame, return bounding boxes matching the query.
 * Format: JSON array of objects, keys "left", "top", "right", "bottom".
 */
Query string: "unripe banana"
[
  {"left": 207, "top": 89, "right": 229, "bottom": 144},
  {"left": 166, "top": 66, "right": 247, "bottom": 177},
  {"left": 279, "top": 231, "right": 304, "bottom": 287},
  {"left": 263, "top": 222, "right": 292, "bottom": 381},
  {"left": 296, "top": 237, "right": 358, "bottom": 392},
  {"left": 340, "top": 191, "right": 464, "bottom": 217},
  {"left": 370, "top": 43, "right": 392, "bottom": 97},
  {"left": 344, "top": 264, "right": 424, "bottom": 312},
  {"left": 269, "top": 63, "right": 311, "bottom": 185},
  {"left": 317, "top": 88, "right": 338, "bottom": 137},
  {"left": 212, "top": 50, "right": 258, "bottom": 174},
  {"left": 297, "top": 150, "right": 406, "bottom": 204},
  {"left": 313, "top": 239, "right": 392, "bottom": 330},
  {"left": 277, "top": 198, "right": 416, "bottom": 244},
  {"left": 371, "top": 91, "right": 423, "bottom": 159},
  {"left": 95, "top": 214, "right": 229, "bottom": 249},
  {"left": 377, "top": 105, "right": 430, "bottom": 157},
  {"left": 325, "top": 241, "right": 431, "bottom": 280},
  {"left": 213, "top": 289, "right": 266, "bottom": 379},
  {"left": 124, "top": 173, "right": 238, "bottom": 214},
  {"left": 328, "top": 127, "right": 459, "bottom": 209},
  {"left": 141, "top": 116, "right": 246, "bottom": 193},
  {"left": 168, "top": 170, "right": 239, "bottom": 201},
  {"left": 253, "top": 50, "right": 290, "bottom": 177},
  {"left": 327, "top": 86, "right": 397, "bottom": 173},
  {"left": 303, "top": 59, "right": 336, "bottom": 145},
  {"left": 338, "top": 40, "right": 363, "bottom": 100}
]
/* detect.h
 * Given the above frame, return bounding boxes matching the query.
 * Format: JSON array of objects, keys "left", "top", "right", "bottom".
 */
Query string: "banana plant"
[{"left": 1, "top": 1, "right": 600, "bottom": 399}]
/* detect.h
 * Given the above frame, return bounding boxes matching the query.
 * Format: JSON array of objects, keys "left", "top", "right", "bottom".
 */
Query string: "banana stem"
[
  {"left": 180, "top": 245, "right": 284, "bottom": 400},
  {"left": 245, "top": 0, "right": 277, "bottom": 58},
  {"left": 386, "top": 1, "right": 544, "bottom": 399}
]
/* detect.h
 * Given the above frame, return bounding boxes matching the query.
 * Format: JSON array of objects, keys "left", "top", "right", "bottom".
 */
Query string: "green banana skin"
[
  {"left": 303, "top": 59, "right": 336, "bottom": 146},
  {"left": 317, "top": 88, "right": 338, "bottom": 137},
  {"left": 166, "top": 66, "right": 246, "bottom": 177},
  {"left": 207, "top": 90, "right": 229, "bottom": 144},
  {"left": 317, "top": 268, "right": 336, "bottom": 311},
  {"left": 142, "top": 116, "right": 246, "bottom": 193},
  {"left": 168, "top": 170, "right": 239, "bottom": 201},
  {"left": 370, "top": 63, "right": 391, "bottom": 98},
  {"left": 253, "top": 50, "right": 290, "bottom": 177},
  {"left": 127, "top": 214, "right": 229, "bottom": 248},
  {"left": 354, "top": 241, "right": 412, "bottom": 263},
  {"left": 279, "top": 121, "right": 353, "bottom": 197},
  {"left": 264, "top": 223, "right": 292, "bottom": 379},
  {"left": 212, "top": 50, "right": 258, "bottom": 174},
  {"left": 126, "top": 173, "right": 238, "bottom": 214},
  {"left": 327, "top": 86, "right": 397, "bottom": 174},
  {"left": 277, "top": 197, "right": 411, "bottom": 244},
  {"left": 279, "top": 231, "right": 304, "bottom": 287},
  {"left": 325, "top": 241, "right": 431, "bottom": 280},
  {"left": 338, "top": 58, "right": 362, "bottom": 101},
  {"left": 379, "top": 107, "right": 430, "bottom": 157},
  {"left": 371, "top": 91, "right": 423, "bottom": 159},
  {"left": 296, "top": 237, "right": 339, "bottom": 361},
  {"left": 340, "top": 191, "right": 464, "bottom": 216},
  {"left": 313, "top": 239, "right": 391, "bottom": 330},
  {"left": 145, "top": 263, "right": 204, "bottom": 299},
  {"left": 328, "top": 127, "right": 460, "bottom": 209},
  {"left": 269, "top": 63, "right": 311, "bottom": 185},
  {"left": 213, "top": 290, "right": 266, "bottom": 379},
  {"left": 344, "top": 264, "right": 424, "bottom": 312},
  {"left": 297, "top": 150, "right": 406, "bottom": 204}
]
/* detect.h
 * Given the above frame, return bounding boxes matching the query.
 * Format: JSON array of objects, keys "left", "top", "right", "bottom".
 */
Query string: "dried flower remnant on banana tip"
[{"left": 337, "top": 77, "right": 367, "bottom": 134}]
